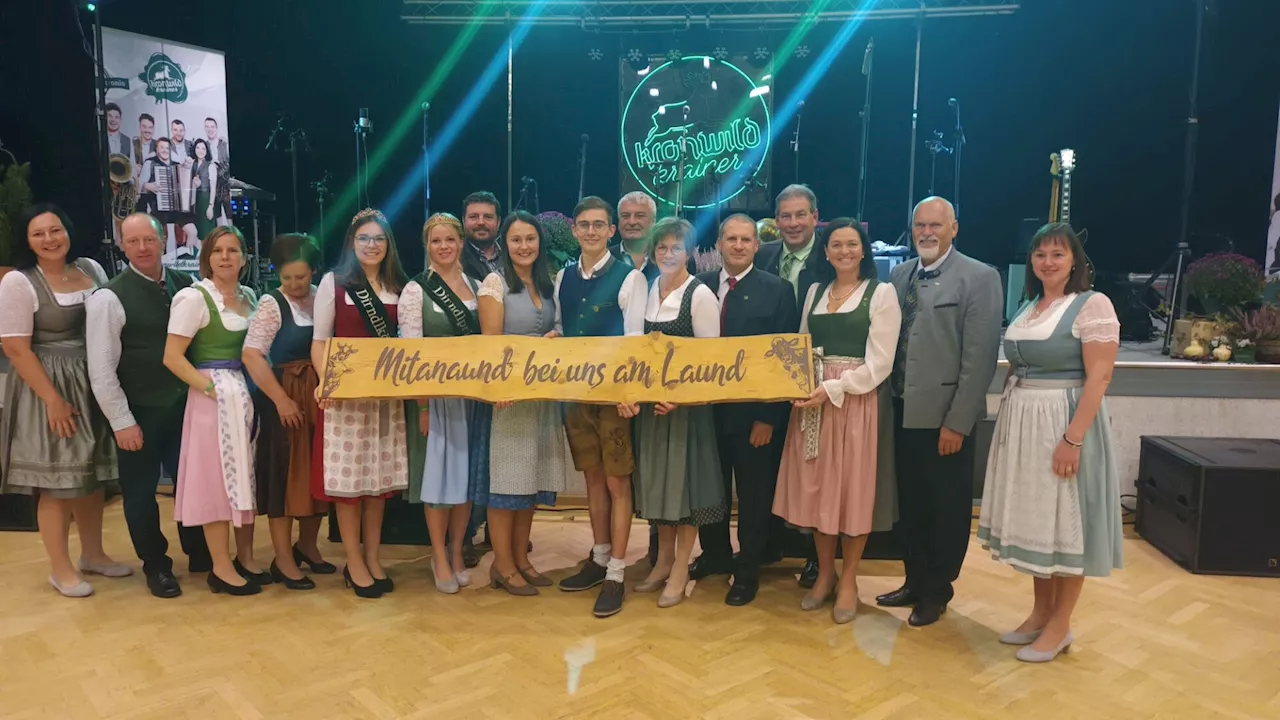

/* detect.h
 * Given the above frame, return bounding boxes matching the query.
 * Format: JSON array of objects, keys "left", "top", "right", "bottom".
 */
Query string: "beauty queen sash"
[
  {"left": 345, "top": 275, "right": 397, "bottom": 339},
  {"left": 420, "top": 270, "right": 480, "bottom": 336}
]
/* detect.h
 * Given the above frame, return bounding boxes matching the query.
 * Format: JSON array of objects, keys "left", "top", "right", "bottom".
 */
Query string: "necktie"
[
  {"left": 720, "top": 277, "right": 737, "bottom": 334},
  {"left": 780, "top": 252, "right": 798, "bottom": 288}
]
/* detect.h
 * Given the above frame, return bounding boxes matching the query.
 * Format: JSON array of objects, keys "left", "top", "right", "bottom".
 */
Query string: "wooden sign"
[{"left": 320, "top": 333, "right": 814, "bottom": 404}]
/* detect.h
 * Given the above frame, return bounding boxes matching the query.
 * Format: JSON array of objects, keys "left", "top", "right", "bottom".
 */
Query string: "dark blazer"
[
  {"left": 755, "top": 239, "right": 821, "bottom": 313},
  {"left": 461, "top": 241, "right": 500, "bottom": 282},
  {"left": 697, "top": 267, "right": 800, "bottom": 434}
]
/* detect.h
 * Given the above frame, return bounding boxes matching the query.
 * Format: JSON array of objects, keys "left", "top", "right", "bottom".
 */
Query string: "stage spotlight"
[
  {"left": 703, "top": 56, "right": 711, "bottom": 69},
  {"left": 626, "top": 48, "right": 649, "bottom": 73},
  {"left": 711, "top": 81, "right": 718, "bottom": 91},
  {"left": 749, "top": 85, "right": 770, "bottom": 98},
  {"left": 649, "top": 88, "right": 659, "bottom": 97},
  {"left": 85, "top": 1, "right": 97, "bottom": 9}
]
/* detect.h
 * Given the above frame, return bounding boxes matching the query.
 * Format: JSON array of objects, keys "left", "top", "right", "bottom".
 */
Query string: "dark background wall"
[{"left": 2, "top": 0, "right": 1277, "bottom": 276}]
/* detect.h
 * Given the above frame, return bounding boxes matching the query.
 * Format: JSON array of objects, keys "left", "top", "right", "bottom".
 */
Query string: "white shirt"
[
  {"left": 644, "top": 275, "right": 721, "bottom": 338},
  {"left": 167, "top": 279, "right": 254, "bottom": 337},
  {"left": 0, "top": 259, "right": 108, "bottom": 337},
  {"left": 243, "top": 290, "right": 315, "bottom": 355},
  {"left": 1006, "top": 292, "right": 1120, "bottom": 344},
  {"left": 398, "top": 278, "right": 478, "bottom": 339},
  {"left": 799, "top": 280, "right": 902, "bottom": 407},
  {"left": 85, "top": 265, "right": 185, "bottom": 431},
  {"left": 717, "top": 264, "right": 754, "bottom": 302},
  {"left": 312, "top": 271, "right": 401, "bottom": 340},
  {"left": 107, "top": 131, "right": 125, "bottom": 156},
  {"left": 552, "top": 252, "right": 647, "bottom": 336}
]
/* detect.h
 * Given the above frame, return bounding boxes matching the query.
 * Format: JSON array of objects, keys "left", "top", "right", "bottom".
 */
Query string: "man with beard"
[
  {"left": 461, "top": 191, "right": 504, "bottom": 281},
  {"left": 85, "top": 212, "right": 213, "bottom": 597},
  {"left": 877, "top": 196, "right": 1001, "bottom": 627},
  {"left": 611, "top": 191, "right": 659, "bottom": 286},
  {"left": 202, "top": 118, "right": 231, "bottom": 224}
]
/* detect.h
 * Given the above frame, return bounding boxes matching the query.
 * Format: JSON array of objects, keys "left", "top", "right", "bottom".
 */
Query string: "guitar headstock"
[
  {"left": 1059, "top": 148, "right": 1076, "bottom": 172},
  {"left": 1049, "top": 153, "right": 1061, "bottom": 177}
]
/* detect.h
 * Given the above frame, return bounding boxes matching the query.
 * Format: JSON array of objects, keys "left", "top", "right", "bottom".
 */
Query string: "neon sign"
[{"left": 621, "top": 57, "right": 772, "bottom": 209}]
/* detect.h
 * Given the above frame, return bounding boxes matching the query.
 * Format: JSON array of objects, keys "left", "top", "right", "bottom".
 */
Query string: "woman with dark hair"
[
  {"left": 190, "top": 138, "right": 217, "bottom": 242},
  {"left": 0, "top": 204, "right": 121, "bottom": 597},
  {"left": 311, "top": 208, "right": 409, "bottom": 598},
  {"left": 163, "top": 225, "right": 263, "bottom": 596},
  {"left": 621, "top": 216, "right": 725, "bottom": 609},
  {"left": 241, "top": 233, "right": 332, "bottom": 591},
  {"left": 978, "top": 222, "right": 1123, "bottom": 663},
  {"left": 773, "top": 217, "right": 901, "bottom": 624},
  {"left": 476, "top": 210, "right": 566, "bottom": 596},
  {"left": 400, "top": 213, "right": 483, "bottom": 594}
]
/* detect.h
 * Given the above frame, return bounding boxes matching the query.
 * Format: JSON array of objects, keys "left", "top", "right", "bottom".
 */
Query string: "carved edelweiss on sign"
[
  {"left": 321, "top": 342, "right": 359, "bottom": 398},
  {"left": 764, "top": 336, "right": 811, "bottom": 394}
]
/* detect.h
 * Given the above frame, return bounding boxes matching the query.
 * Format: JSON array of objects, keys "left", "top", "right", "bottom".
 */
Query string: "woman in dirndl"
[
  {"left": 400, "top": 212, "right": 483, "bottom": 594},
  {"left": 477, "top": 211, "right": 567, "bottom": 597},
  {"left": 312, "top": 209, "right": 410, "bottom": 599},
  {"left": 242, "top": 233, "right": 333, "bottom": 591},
  {"left": 621, "top": 217, "right": 725, "bottom": 609},
  {"left": 0, "top": 204, "right": 121, "bottom": 598},
  {"left": 978, "top": 222, "right": 1123, "bottom": 663},
  {"left": 774, "top": 218, "right": 901, "bottom": 624},
  {"left": 163, "top": 225, "right": 262, "bottom": 596}
]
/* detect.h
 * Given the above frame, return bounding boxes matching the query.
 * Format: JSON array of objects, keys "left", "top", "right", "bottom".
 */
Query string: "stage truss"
[{"left": 401, "top": 0, "right": 1020, "bottom": 27}]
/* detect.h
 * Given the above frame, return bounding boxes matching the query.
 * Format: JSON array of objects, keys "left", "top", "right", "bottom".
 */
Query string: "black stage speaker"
[
  {"left": 1093, "top": 272, "right": 1155, "bottom": 342},
  {"left": 0, "top": 495, "right": 38, "bottom": 532},
  {"left": 327, "top": 495, "right": 433, "bottom": 546},
  {"left": 1135, "top": 437, "right": 1280, "bottom": 577}
]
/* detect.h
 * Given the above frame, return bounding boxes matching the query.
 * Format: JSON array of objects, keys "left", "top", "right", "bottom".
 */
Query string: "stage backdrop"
[
  {"left": 320, "top": 334, "right": 814, "bottom": 404},
  {"left": 1268, "top": 100, "right": 1280, "bottom": 277},
  {"left": 102, "top": 28, "right": 231, "bottom": 274},
  {"left": 619, "top": 55, "right": 774, "bottom": 214}
]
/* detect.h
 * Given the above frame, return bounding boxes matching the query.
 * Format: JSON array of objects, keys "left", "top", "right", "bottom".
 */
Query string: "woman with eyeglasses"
[
  {"left": 0, "top": 204, "right": 121, "bottom": 598},
  {"left": 399, "top": 213, "right": 483, "bottom": 594},
  {"left": 311, "top": 209, "right": 410, "bottom": 598},
  {"left": 619, "top": 217, "right": 725, "bottom": 609},
  {"left": 476, "top": 211, "right": 567, "bottom": 597}
]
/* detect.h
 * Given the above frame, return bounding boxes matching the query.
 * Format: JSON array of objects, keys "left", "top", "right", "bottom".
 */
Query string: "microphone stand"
[
  {"left": 577, "top": 134, "right": 589, "bottom": 203},
  {"left": 856, "top": 38, "right": 874, "bottom": 220},
  {"left": 925, "top": 131, "right": 952, "bottom": 196},
  {"left": 311, "top": 172, "right": 332, "bottom": 248},
  {"left": 353, "top": 109, "right": 373, "bottom": 208},
  {"left": 421, "top": 102, "right": 431, "bottom": 223},
  {"left": 516, "top": 176, "right": 540, "bottom": 214},
  {"left": 791, "top": 101, "right": 804, "bottom": 182},
  {"left": 950, "top": 97, "right": 965, "bottom": 219},
  {"left": 287, "top": 128, "right": 309, "bottom": 232}
]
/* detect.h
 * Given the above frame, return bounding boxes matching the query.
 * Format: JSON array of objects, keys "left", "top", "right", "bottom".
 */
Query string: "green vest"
[
  {"left": 108, "top": 266, "right": 194, "bottom": 408},
  {"left": 187, "top": 285, "right": 252, "bottom": 363},
  {"left": 806, "top": 279, "right": 878, "bottom": 357}
]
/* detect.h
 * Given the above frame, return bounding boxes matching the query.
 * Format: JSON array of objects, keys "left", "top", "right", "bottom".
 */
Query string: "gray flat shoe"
[
  {"left": 1016, "top": 632, "right": 1073, "bottom": 663},
  {"left": 800, "top": 589, "right": 832, "bottom": 611},
  {"left": 430, "top": 558, "right": 459, "bottom": 595},
  {"left": 78, "top": 559, "right": 133, "bottom": 578},
  {"left": 1000, "top": 627, "right": 1044, "bottom": 646},
  {"left": 634, "top": 575, "right": 670, "bottom": 593},
  {"left": 832, "top": 603, "right": 857, "bottom": 624},
  {"left": 657, "top": 591, "right": 684, "bottom": 608},
  {"left": 49, "top": 575, "right": 93, "bottom": 598}
]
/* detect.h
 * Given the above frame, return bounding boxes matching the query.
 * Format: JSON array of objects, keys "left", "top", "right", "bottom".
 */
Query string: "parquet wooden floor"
[{"left": 1, "top": 499, "right": 1277, "bottom": 720}]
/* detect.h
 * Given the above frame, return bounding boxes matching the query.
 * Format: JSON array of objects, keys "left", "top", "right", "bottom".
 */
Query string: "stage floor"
[{"left": 1, "top": 501, "right": 1277, "bottom": 720}]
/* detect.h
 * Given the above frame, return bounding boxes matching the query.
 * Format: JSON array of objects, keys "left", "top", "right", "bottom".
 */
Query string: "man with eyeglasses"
[
  {"left": 85, "top": 212, "right": 212, "bottom": 598},
  {"left": 752, "top": 183, "right": 824, "bottom": 588},
  {"left": 555, "top": 196, "right": 648, "bottom": 618}
]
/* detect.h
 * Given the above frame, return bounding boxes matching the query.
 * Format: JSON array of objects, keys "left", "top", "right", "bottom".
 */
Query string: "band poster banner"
[
  {"left": 1267, "top": 100, "right": 1280, "bottom": 277},
  {"left": 321, "top": 334, "right": 815, "bottom": 404},
  {"left": 101, "top": 28, "right": 232, "bottom": 274}
]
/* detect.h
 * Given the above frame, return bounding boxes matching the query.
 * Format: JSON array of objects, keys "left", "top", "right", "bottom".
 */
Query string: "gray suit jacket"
[{"left": 890, "top": 248, "right": 1003, "bottom": 434}]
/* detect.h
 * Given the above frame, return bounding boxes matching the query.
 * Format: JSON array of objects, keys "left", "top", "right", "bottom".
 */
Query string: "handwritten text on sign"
[{"left": 320, "top": 333, "right": 813, "bottom": 404}]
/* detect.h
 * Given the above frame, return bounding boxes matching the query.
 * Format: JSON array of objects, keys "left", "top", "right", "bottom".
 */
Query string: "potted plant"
[
  {"left": 0, "top": 162, "right": 34, "bottom": 279},
  {"left": 1242, "top": 305, "right": 1280, "bottom": 363},
  {"left": 1184, "top": 252, "right": 1265, "bottom": 316},
  {"left": 536, "top": 210, "right": 579, "bottom": 275}
]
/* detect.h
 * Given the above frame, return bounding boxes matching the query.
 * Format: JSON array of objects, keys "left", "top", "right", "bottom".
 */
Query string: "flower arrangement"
[
  {"left": 693, "top": 246, "right": 723, "bottom": 274},
  {"left": 1229, "top": 306, "right": 1280, "bottom": 363},
  {"left": 536, "top": 211, "right": 579, "bottom": 272},
  {"left": 1184, "top": 252, "right": 1265, "bottom": 313}
]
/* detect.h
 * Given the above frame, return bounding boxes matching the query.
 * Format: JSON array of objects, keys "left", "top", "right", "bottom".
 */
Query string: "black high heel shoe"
[
  {"left": 343, "top": 566, "right": 383, "bottom": 599},
  {"left": 293, "top": 545, "right": 337, "bottom": 575},
  {"left": 270, "top": 561, "right": 316, "bottom": 591},
  {"left": 371, "top": 574, "right": 394, "bottom": 594},
  {"left": 233, "top": 558, "right": 274, "bottom": 586},
  {"left": 208, "top": 570, "right": 261, "bottom": 596}
]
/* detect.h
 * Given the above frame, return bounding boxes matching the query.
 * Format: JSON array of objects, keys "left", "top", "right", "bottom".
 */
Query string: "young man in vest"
[
  {"left": 554, "top": 196, "right": 648, "bottom": 618},
  {"left": 86, "top": 212, "right": 212, "bottom": 598}
]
